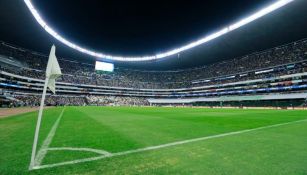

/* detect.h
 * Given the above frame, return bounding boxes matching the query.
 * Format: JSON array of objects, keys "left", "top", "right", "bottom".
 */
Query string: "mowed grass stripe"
[
  {"left": 36, "top": 118, "right": 307, "bottom": 170},
  {"left": 0, "top": 107, "right": 306, "bottom": 174},
  {"left": 49, "top": 107, "right": 144, "bottom": 153},
  {"left": 51, "top": 107, "right": 307, "bottom": 152},
  {"left": 35, "top": 115, "right": 307, "bottom": 175}
]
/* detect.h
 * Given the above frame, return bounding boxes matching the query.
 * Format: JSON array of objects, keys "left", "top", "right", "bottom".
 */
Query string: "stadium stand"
[{"left": 0, "top": 39, "right": 307, "bottom": 107}]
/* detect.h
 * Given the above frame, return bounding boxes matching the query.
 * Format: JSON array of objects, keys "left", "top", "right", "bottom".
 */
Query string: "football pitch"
[{"left": 1, "top": 106, "right": 307, "bottom": 175}]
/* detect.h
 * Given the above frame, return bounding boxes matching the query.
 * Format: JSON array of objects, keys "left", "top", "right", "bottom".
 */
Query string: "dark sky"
[
  {"left": 0, "top": 0, "right": 306, "bottom": 70},
  {"left": 31, "top": 0, "right": 275, "bottom": 55}
]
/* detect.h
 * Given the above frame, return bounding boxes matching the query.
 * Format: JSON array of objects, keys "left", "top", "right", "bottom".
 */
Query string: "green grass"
[{"left": 0, "top": 106, "right": 307, "bottom": 174}]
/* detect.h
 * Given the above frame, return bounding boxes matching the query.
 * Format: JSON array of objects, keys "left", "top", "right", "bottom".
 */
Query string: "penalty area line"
[{"left": 33, "top": 118, "right": 307, "bottom": 170}]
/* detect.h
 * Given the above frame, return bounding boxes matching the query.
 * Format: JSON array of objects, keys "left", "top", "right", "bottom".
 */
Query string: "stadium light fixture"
[{"left": 24, "top": 0, "right": 294, "bottom": 62}]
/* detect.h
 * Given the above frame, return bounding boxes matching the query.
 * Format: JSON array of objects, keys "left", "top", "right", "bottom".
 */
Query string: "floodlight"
[{"left": 24, "top": 0, "right": 294, "bottom": 61}]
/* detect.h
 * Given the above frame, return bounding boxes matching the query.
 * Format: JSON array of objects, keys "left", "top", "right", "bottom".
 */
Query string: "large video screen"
[{"left": 95, "top": 61, "right": 114, "bottom": 72}]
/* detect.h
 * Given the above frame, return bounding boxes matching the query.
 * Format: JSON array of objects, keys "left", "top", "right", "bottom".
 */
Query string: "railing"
[{"left": 148, "top": 92, "right": 307, "bottom": 104}]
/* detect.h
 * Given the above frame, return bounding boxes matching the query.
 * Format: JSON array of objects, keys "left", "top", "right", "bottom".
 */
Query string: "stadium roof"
[{"left": 0, "top": 0, "right": 307, "bottom": 70}]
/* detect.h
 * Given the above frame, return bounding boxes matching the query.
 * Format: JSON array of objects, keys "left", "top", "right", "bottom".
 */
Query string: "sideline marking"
[
  {"left": 33, "top": 118, "right": 307, "bottom": 170},
  {"left": 34, "top": 107, "right": 65, "bottom": 167}
]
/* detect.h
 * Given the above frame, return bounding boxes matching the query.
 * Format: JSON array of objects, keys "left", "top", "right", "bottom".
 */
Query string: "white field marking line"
[
  {"left": 33, "top": 118, "right": 307, "bottom": 170},
  {"left": 46, "top": 147, "right": 112, "bottom": 156},
  {"left": 34, "top": 107, "right": 66, "bottom": 167}
]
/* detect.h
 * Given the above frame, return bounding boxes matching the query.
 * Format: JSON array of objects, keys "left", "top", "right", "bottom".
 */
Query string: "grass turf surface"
[{"left": 0, "top": 106, "right": 307, "bottom": 174}]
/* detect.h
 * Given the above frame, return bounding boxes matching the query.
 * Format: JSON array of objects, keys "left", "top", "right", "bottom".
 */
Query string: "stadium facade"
[{"left": 0, "top": 38, "right": 307, "bottom": 108}]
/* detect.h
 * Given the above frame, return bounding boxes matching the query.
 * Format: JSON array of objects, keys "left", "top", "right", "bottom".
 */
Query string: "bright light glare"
[
  {"left": 24, "top": 0, "right": 294, "bottom": 61},
  {"left": 95, "top": 61, "right": 114, "bottom": 72}
]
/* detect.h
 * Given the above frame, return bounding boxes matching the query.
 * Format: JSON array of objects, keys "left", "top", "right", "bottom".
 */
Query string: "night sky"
[
  {"left": 0, "top": 0, "right": 306, "bottom": 70},
  {"left": 31, "top": 0, "right": 274, "bottom": 55}
]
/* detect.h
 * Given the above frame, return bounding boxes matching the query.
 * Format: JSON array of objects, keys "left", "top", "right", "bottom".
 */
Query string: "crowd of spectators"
[
  {"left": 86, "top": 95, "right": 149, "bottom": 106},
  {"left": 1, "top": 39, "right": 307, "bottom": 108},
  {"left": 10, "top": 94, "right": 149, "bottom": 107},
  {"left": 0, "top": 39, "right": 307, "bottom": 90},
  {"left": 13, "top": 95, "right": 86, "bottom": 106}
]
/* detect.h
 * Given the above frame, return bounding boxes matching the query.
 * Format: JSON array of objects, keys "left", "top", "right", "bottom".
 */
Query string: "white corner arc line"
[
  {"left": 34, "top": 107, "right": 66, "bottom": 167},
  {"left": 46, "top": 147, "right": 112, "bottom": 156},
  {"left": 33, "top": 118, "right": 307, "bottom": 170}
]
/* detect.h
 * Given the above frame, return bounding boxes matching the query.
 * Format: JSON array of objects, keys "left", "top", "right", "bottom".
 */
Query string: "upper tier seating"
[{"left": 0, "top": 39, "right": 306, "bottom": 89}]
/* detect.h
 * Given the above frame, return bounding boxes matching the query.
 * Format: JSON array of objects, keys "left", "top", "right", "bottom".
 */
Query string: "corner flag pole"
[
  {"left": 29, "top": 45, "right": 62, "bottom": 170},
  {"left": 29, "top": 77, "right": 49, "bottom": 170}
]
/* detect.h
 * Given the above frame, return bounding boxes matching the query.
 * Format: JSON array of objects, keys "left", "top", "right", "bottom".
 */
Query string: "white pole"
[{"left": 29, "top": 77, "right": 49, "bottom": 170}]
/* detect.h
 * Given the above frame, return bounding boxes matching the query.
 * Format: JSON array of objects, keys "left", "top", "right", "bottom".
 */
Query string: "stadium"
[{"left": 0, "top": 0, "right": 307, "bottom": 174}]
